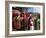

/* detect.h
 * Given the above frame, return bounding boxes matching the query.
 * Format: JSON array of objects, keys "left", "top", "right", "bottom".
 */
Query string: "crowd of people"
[{"left": 12, "top": 7, "right": 40, "bottom": 31}]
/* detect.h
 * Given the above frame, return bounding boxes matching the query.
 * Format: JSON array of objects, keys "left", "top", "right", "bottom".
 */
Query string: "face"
[
  {"left": 24, "top": 14, "right": 27, "bottom": 19},
  {"left": 30, "top": 14, "right": 32, "bottom": 17},
  {"left": 12, "top": 10, "right": 21, "bottom": 15}
]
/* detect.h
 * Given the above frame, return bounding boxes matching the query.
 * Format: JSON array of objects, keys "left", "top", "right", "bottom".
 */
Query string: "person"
[
  {"left": 33, "top": 15, "right": 38, "bottom": 30},
  {"left": 28, "top": 14, "right": 33, "bottom": 30},
  {"left": 23, "top": 13, "right": 28, "bottom": 30},
  {"left": 37, "top": 14, "right": 40, "bottom": 30},
  {"left": 12, "top": 9, "right": 21, "bottom": 31},
  {"left": 20, "top": 13, "right": 28, "bottom": 30}
]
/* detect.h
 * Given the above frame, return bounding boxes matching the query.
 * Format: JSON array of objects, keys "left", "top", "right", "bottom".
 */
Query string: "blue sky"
[{"left": 27, "top": 7, "right": 40, "bottom": 13}]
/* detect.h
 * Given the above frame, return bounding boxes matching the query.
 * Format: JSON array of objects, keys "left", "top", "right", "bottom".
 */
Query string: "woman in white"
[{"left": 30, "top": 19, "right": 34, "bottom": 30}]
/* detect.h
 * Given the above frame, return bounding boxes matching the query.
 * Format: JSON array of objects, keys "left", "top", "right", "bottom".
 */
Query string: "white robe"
[{"left": 30, "top": 21, "right": 34, "bottom": 30}]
